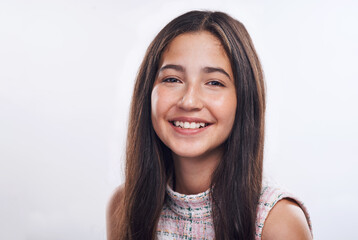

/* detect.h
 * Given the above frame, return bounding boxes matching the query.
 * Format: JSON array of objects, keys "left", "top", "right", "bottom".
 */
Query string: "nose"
[{"left": 177, "top": 84, "right": 204, "bottom": 111}]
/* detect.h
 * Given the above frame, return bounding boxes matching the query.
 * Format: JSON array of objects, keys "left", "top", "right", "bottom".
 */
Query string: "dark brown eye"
[
  {"left": 207, "top": 80, "right": 224, "bottom": 87},
  {"left": 163, "top": 78, "right": 180, "bottom": 83}
]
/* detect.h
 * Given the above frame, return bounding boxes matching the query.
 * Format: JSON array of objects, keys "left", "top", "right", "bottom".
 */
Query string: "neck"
[{"left": 172, "top": 147, "right": 223, "bottom": 195}]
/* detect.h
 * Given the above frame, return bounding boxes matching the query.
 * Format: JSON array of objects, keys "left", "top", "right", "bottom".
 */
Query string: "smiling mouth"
[{"left": 169, "top": 121, "right": 211, "bottom": 129}]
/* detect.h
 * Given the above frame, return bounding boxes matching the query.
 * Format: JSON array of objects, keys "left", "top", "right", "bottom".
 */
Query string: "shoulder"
[
  {"left": 107, "top": 184, "right": 125, "bottom": 215},
  {"left": 261, "top": 199, "right": 312, "bottom": 240},
  {"left": 256, "top": 183, "right": 312, "bottom": 240},
  {"left": 106, "top": 184, "right": 125, "bottom": 239}
]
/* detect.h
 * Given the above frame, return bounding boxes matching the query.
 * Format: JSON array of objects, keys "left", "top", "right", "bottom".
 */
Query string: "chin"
[{"left": 171, "top": 148, "right": 209, "bottom": 159}]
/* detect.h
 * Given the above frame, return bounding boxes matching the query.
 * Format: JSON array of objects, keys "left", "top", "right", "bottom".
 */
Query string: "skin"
[
  {"left": 107, "top": 31, "right": 312, "bottom": 240},
  {"left": 151, "top": 31, "right": 237, "bottom": 194},
  {"left": 262, "top": 199, "right": 313, "bottom": 240},
  {"left": 106, "top": 184, "right": 124, "bottom": 240}
]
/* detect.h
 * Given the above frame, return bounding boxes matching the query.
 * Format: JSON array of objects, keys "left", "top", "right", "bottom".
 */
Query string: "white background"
[{"left": 1, "top": 0, "right": 357, "bottom": 239}]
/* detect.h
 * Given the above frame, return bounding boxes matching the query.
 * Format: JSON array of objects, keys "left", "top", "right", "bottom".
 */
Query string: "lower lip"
[{"left": 169, "top": 122, "right": 211, "bottom": 135}]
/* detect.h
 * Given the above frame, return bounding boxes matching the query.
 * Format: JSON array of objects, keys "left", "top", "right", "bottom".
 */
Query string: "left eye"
[
  {"left": 163, "top": 77, "right": 180, "bottom": 83},
  {"left": 207, "top": 81, "right": 224, "bottom": 87}
]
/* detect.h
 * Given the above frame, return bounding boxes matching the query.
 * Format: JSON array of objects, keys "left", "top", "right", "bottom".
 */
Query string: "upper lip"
[{"left": 168, "top": 117, "right": 212, "bottom": 124}]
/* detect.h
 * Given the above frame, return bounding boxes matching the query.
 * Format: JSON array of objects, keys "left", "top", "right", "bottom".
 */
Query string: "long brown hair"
[{"left": 111, "top": 10, "right": 266, "bottom": 240}]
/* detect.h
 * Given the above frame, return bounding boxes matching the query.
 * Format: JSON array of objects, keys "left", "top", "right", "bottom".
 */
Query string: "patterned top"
[{"left": 156, "top": 181, "right": 312, "bottom": 239}]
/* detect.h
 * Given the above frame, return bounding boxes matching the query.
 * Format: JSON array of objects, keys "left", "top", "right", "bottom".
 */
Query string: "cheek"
[
  {"left": 151, "top": 86, "right": 163, "bottom": 133},
  {"left": 151, "top": 86, "right": 175, "bottom": 127},
  {"left": 211, "top": 91, "right": 237, "bottom": 124},
  {"left": 151, "top": 86, "right": 160, "bottom": 120}
]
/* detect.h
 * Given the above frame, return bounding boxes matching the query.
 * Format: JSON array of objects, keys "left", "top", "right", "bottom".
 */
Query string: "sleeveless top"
[{"left": 156, "top": 181, "right": 312, "bottom": 239}]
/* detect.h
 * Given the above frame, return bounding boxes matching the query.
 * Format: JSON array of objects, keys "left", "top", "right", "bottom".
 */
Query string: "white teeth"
[{"left": 172, "top": 121, "right": 208, "bottom": 129}]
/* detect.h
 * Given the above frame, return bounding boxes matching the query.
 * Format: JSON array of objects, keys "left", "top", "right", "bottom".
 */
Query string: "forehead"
[{"left": 160, "top": 31, "right": 231, "bottom": 67}]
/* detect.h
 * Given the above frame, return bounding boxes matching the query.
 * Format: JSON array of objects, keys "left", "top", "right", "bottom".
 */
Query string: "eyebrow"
[
  {"left": 203, "top": 66, "right": 231, "bottom": 80},
  {"left": 159, "top": 64, "right": 231, "bottom": 80},
  {"left": 159, "top": 64, "right": 185, "bottom": 72}
]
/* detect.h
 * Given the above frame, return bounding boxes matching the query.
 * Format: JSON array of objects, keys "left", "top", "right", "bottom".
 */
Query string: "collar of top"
[{"left": 165, "top": 184, "right": 212, "bottom": 220}]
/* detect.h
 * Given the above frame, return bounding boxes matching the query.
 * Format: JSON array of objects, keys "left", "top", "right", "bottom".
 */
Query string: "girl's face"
[{"left": 151, "top": 31, "right": 237, "bottom": 159}]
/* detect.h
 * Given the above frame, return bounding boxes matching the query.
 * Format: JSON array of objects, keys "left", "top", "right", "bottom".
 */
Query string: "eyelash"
[
  {"left": 162, "top": 77, "right": 181, "bottom": 83},
  {"left": 207, "top": 80, "right": 225, "bottom": 87},
  {"left": 162, "top": 78, "right": 225, "bottom": 87}
]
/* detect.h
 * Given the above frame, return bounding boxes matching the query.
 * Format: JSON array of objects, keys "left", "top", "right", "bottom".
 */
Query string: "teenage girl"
[{"left": 107, "top": 10, "right": 313, "bottom": 240}]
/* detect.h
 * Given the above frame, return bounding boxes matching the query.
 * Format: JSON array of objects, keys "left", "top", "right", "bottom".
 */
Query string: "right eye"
[{"left": 163, "top": 77, "right": 180, "bottom": 83}]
